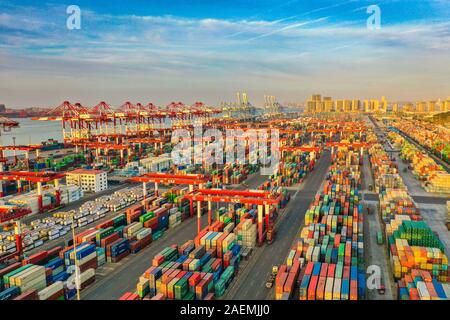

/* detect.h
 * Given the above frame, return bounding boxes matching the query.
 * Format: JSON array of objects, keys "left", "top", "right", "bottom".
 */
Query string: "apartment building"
[{"left": 66, "top": 169, "right": 108, "bottom": 193}]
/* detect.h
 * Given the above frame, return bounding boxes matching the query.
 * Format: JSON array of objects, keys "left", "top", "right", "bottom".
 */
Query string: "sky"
[{"left": 0, "top": 0, "right": 449, "bottom": 108}]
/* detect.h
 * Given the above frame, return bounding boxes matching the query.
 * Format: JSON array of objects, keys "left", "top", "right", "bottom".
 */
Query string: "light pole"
[{"left": 71, "top": 213, "right": 81, "bottom": 300}]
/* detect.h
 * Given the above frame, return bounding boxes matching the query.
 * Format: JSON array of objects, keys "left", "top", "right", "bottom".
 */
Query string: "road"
[
  {"left": 81, "top": 170, "right": 269, "bottom": 300},
  {"left": 361, "top": 147, "right": 394, "bottom": 300},
  {"left": 363, "top": 193, "right": 448, "bottom": 205},
  {"left": 223, "top": 150, "right": 331, "bottom": 300}
]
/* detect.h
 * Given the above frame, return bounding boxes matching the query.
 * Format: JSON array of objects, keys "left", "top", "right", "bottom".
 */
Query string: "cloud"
[{"left": 0, "top": 1, "right": 449, "bottom": 107}]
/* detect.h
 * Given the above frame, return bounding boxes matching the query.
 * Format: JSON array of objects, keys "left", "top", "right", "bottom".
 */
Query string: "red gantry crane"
[
  {"left": 183, "top": 188, "right": 282, "bottom": 245},
  {"left": 0, "top": 171, "right": 65, "bottom": 211}
]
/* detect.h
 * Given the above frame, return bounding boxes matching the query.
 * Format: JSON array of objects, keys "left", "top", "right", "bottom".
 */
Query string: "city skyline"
[{"left": 1, "top": 0, "right": 450, "bottom": 108}]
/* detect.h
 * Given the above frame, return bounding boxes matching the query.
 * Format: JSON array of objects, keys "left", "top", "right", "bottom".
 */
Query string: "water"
[{"left": 0, "top": 118, "right": 63, "bottom": 156}]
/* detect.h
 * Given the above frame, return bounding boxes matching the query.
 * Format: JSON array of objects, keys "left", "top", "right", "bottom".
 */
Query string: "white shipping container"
[{"left": 38, "top": 281, "right": 64, "bottom": 300}]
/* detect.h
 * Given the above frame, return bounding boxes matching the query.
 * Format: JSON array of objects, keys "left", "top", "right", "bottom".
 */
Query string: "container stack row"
[
  {"left": 0, "top": 187, "right": 195, "bottom": 300},
  {"left": 120, "top": 216, "right": 259, "bottom": 300},
  {"left": 275, "top": 148, "right": 366, "bottom": 300},
  {"left": 368, "top": 142, "right": 450, "bottom": 300},
  {"left": 390, "top": 119, "right": 450, "bottom": 165},
  {"left": 388, "top": 131, "right": 450, "bottom": 194}
]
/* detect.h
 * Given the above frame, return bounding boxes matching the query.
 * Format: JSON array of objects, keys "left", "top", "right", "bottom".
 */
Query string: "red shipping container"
[
  {"left": 127, "top": 293, "right": 140, "bottom": 300},
  {"left": 119, "top": 292, "right": 132, "bottom": 300},
  {"left": 22, "top": 251, "right": 48, "bottom": 266},
  {"left": 307, "top": 275, "right": 318, "bottom": 300},
  {"left": 0, "top": 262, "right": 21, "bottom": 278},
  {"left": 47, "top": 246, "right": 63, "bottom": 260},
  {"left": 275, "top": 272, "right": 288, "bottom": 294},
  {"left": 343, "top": 266, "right": 350, "bottom": 279},
  {"left": 101, "top": 232, "right": 120, "bottom": 248},
  {"left": 76, "top": 229, "right": 96, "bottom": 243},
  {"left": 189, "top": 272, "right": 202, "bottom": 287},
  {"left": 319, "top": 263, "right": 328, "bottom": 278},
  {"left": 316, "top": 277, "right": 326, "bottom": 300},
  {"left": 96, "top": 219, "right": 114, "bottom": 230},
  {"left": 327, "top": 264, "right": 336, "bottom": 278},
  {"left": 350, "top": 280, "right": 358, "bottom": 300},
  {"left": 304, "top": 262, "right": 314, "bottom": 275},
  {"left": 212, "top": 259, "right": 222, "bottom": 272}
]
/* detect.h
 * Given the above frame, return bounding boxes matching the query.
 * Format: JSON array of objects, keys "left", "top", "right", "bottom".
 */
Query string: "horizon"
[{"left": 1, "top": 0, "right": 449, "bottom": 108}]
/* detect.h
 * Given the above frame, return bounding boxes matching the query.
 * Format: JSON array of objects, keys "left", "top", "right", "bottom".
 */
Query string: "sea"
[{"left": 0, "top": 118, "right": 63, "bottom": 156}]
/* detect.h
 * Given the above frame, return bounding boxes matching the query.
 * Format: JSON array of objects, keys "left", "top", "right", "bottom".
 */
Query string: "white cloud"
[{"left": 0, "top": 4, "right": 449, "bottom": 106}]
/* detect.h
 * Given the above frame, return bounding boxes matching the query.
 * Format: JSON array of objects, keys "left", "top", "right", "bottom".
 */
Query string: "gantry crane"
[{"left": 183, "top": 188, "right": 282, "bottom": 245}]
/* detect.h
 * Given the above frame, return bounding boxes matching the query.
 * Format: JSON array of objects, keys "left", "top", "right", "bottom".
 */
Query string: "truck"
[
  {"left": 265, "top": 265, "right": 279, "bottom": 289},
  {"left": 266, "top": 226, "right": 275, "bottom": 245}
]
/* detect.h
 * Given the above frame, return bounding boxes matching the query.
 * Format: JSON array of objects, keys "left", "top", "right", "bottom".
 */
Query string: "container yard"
[
  {"left": 1, "top": 4, "right": 449, "bottom": 320},
  {"left": 0, "top": 101, "right": 448, "bottom": 305}
]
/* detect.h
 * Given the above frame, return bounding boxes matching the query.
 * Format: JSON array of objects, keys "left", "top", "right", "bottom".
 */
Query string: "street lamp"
[{"left": 71, "top": 212, "right": 81, "bottom": 300}]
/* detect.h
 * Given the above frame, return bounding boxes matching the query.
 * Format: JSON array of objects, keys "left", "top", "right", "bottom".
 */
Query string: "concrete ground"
[
  {"left": 364, "top": 200, "right": 395, "bottom": 300},
  {"left": 361, "top": 150, "right": 395, "bottom": 300}
]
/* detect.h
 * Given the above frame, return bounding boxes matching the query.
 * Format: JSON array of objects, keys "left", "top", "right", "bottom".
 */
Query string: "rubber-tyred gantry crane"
[
  {"left": 129, "top": 172, "right": 209, "bottom": 196},
  {"left": 326, "top": 141, "right": 372, "bottom": 156},
  {"left": 0, "top": 171, "right": 65, "bottom": 211},
  {"left": 183, "top": 188, "right": 282, "bottom": 245}
]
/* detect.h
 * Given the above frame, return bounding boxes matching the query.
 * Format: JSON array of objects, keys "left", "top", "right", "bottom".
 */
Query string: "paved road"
[
  {"left": 223, "top": 151, "right": 331, "bottom": 300},
  {"left": 81, "top": 171, "right": 269, "bottom": 300},
  {"left": 364, "top": 192, "right": 448, "bottom": 205}
]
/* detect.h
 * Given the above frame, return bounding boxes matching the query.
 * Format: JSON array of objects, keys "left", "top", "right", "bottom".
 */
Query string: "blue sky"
[{"left": 0, "top": 0, "right": 449, "bottom": 107}]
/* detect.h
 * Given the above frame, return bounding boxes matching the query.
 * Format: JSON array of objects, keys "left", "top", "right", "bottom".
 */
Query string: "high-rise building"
[
  {"left": 363, "top": 100, "right": 370, "bottom": 112},
  {"left": 445, "top": 99, "right": 450, "bottom": 112},
  {"left": 404, "top": 103, "right": 413, "bottom": 112},
  {"left": 371, "top": 100, "right": 380, "bottom": 112},
  {"left": 342, "top": 100, "right": 351, "bottom": 112},
  {"left": 335, "top": 100, "right": 344, "bottom": 112},
  {"left": 324, "top": 100, "right": 334, "bottom": 112},
  {"left": 427, "top": 101, "right": 436, "bottom": 112},
  {"left": 312, "top": 94, "right": 321, "bottom": 102},
  {"left": 351, "top": 100, "right": 360, "bottom": 112},
  {"left": 416, "top": 101, "right": 426, "bottom": 113}
]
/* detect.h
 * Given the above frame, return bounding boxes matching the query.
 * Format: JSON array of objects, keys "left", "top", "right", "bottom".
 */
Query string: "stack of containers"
[
  {"left": 368, "top": 141, "right": 450, "bottom": 300},
  {"left": 269, "top": 151, "right": 317, "bottom": 187},
  {"left": 388, "top": 131, "right": 450, "bottom": 194},
  {"left": 234, "top": 219, "right": 257, "bottom": 248},
  {"left": 123, "top": 221, "right": 242, "bottom": 300},
  {"left": 397, "top": 269, "right": 450, "bottom": 300},
  {"left": 391, "top": 119, "right": 449, "bottom": 164},
  {"left": 276, "top": 146, "right": 365, "bottom": 300}
]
